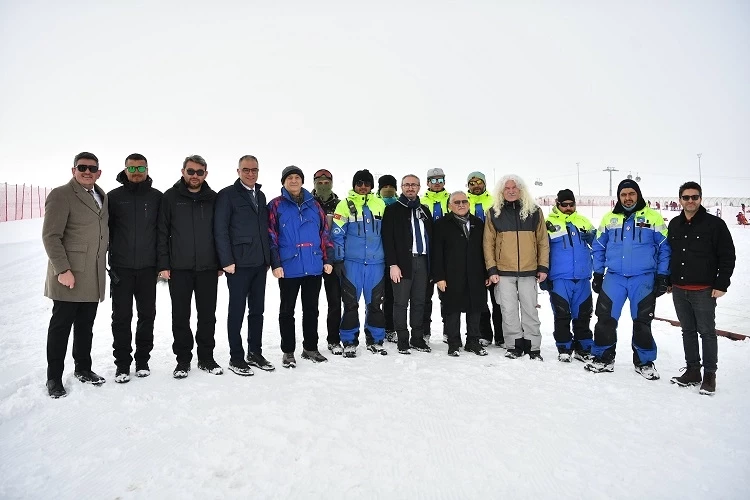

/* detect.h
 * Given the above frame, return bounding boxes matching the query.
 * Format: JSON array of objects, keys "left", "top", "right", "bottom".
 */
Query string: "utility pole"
[
  {"left": 697, "top": 153, "right": 702, "bottom": 186},
  {"left": 576, "top": 162, "right": 581, "bottom": 197},
  {"left": 603, "top": 166, "right": 619, "bottom": 197}
]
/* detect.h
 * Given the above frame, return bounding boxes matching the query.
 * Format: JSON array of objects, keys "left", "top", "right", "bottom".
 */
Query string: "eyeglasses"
[
  {"left": 76, "top": 165, "right": 99, "bottom": 173},
  {"left": 681, "top": 194, "right": 700, "bottom": 201},
  {"left": 402, "top": 183, "right": 419, "bottom": 188},
  {"left": 452, "top": 200, "right": 469, "bottom": 205},
  {"left": 558, "top": 202, "right": 575, "bottom": 207},
  {"left": 355, "top": 180, "right": 372, "bottom": 188},
  {"left": 428, "top": 178, "right": 445, "bottom": 184},
  {"left": 468, "top": 179, "right": 484, "bottom": 187},
  {"left": 241, "top": 168, "right": 259, "bottom": 174},
  {"left": 126, "top": 166, "right": 147, "bottom": 173},
  {"left": 185, "top": 168, "right": 206, "bottom": 176}
]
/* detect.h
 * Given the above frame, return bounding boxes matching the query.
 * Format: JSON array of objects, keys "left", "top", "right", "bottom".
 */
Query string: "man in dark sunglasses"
[
  {"left": 107, "top": 153, "right": 163, "bottom": 383},
  {"left": 542, "top": 189, "right": 596, "bottom": 363},
  {"left": 158, "top": 155, "right": 224, "bottom": 378},
  {"left": 668, "top": 182, "right": 735, "bottom": 395},
  {"left": 585, "top": 179, "right": 671, "bottom": 380},
  {"left": 42, "top": 152, "right": 109, "bottom": 398},
  {"left": 420, "top": 167, "right": 450, "bottom": 344}
]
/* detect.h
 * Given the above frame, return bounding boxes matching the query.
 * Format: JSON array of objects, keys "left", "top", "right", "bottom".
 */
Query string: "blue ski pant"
[
  {"left": 338, "top": 261, "right": 386, "bottom": 345},
  {"left": 591, "top": 272, "right": 657, "bottom": 365},
  {"left": 548, "top": 278, "right": 593, "bottom": 353}
]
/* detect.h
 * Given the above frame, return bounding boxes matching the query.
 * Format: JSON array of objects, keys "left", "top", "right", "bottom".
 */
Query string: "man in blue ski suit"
[
  {"left": 331, "top": 170, "right": 388, "bottom": 358},
  {"left": 542, "top": 189, "right": 595, "bottom": 362},
  {"left": 585, "top": 179, "right": 671, "bottom": 380}
]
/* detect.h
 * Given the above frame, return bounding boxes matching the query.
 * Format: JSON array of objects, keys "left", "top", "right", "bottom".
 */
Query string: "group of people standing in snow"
[{"left": 41, "top": 152, "right": 736, "bottom": 400}]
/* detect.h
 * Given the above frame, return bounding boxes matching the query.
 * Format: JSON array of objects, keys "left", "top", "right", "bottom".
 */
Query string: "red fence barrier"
[{"left": 0, "top": 183, "right": 50, "bottom": 222}]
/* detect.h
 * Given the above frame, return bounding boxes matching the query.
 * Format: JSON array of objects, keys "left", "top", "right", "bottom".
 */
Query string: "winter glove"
[
  {"left": 579, "top": 228, "right": 595, "bottom": 245},
  {"left": 654, "top": 275, "right": 670, "bottom": 298},
  {"left": 592, "top": 273, "right": 604, "bottom": 294},
  {"left": 539, "top": 279, "right": 552, "bottom": 292}
]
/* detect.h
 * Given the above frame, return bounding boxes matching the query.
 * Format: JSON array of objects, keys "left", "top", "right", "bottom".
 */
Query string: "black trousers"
[
  {"left": 383, "top": 266, "right": 394, "bottom": 332},
  {"left": 47, "top": 300, "right": 98, "bottom": 381},
  {"left": 278, "top": 275, "right": 322, "bottom": 353},
  {"left": 168, "top": 269, "right": 218, "bottom": 364},
  {"left": 392, "top": 255, "right": 428, "bottom": 350},
  {"left": 480, "top": 284, "right": 504, "bottom": 343},
  {"left": 322, "top": 269, "right": 342, "bottom": 344},
  {"left": 443, "top": 310, "right": 481, "bottom": 350},
  {"left": 226, "top": 265, "right": 267, "bottom": 360},
  {"left": 110, "top": 266, "right": 157, "bottom": 369}
]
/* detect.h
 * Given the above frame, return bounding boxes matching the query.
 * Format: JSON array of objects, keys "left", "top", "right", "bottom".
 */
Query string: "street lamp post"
[
  {"left": 697, "top": 153, "right": 702, "bottom": 186},
  {"left": 603, "top": 166, "right": 619, "bottom": 197}
]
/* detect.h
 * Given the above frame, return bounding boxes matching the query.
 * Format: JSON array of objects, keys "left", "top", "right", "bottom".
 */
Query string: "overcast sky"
[{"left": 1, "top": 0, "right": 748, "bottom": 199}]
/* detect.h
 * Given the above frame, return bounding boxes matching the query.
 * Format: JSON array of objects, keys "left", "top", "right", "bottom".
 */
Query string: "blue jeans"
[{"left": 672, "top": 287, "right": 718, "bottom": 373}]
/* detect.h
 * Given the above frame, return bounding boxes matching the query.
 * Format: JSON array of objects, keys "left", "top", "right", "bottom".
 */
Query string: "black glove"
[
  {"left": 592, "top": 273, "right": 604, "bottom": 294},
  {"left": 539, "top": 279, "right": 552, "bottom": 292},
  {"left": 654, "top": 275, "right": 669, "bottom": 297},
  {"left": 579, "top": 228, "right": 595, "bottom": 245}
]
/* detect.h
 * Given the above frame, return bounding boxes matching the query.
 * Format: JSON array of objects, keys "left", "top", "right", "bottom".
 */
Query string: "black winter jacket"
[
  {"left": 107, "top": 172, "right": 163, "bottom": 269},
  {"left": 214, "top": 179, "right": 270, "bottom": 268},
  {"left": 157, "top": 179, "right": 218, "bottom": 272},
  {"left": 668, "top": 205, "right": 735, "bottom": 291}
]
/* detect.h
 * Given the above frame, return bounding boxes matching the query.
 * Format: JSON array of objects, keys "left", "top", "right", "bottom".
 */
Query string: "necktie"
[
  {"left": 413, "top": 208, "right": 424, "bottom": 254},
  {"left": 88, "top": 189, "right": 101, "bottom": 210},
  {"left": 250, "top": 188, "right": 257, "bottom": 208}
]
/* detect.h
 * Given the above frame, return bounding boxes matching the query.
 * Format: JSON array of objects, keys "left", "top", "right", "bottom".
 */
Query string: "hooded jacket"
[
  {"left": 545, "top": 206, "right": 595, "bottom": 281},
  {"left": 157, "top": 178, "right": 218, "bottom": 272},
  {"left": 331, "top": 190, "right": 386, "bottom": 264},
  {"left": 107, "top": 171, "right": 163, "bottom": 269},
  {"left": 421, "top": 189, "right": 450, "bottom": 221},
  {"left": 467, "top": 190, "right": 493, "bottom": 222}
]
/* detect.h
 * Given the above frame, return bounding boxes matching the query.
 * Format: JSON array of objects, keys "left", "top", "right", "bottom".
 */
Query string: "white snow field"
[{"left": 1, "top": 208, "right": 748, "bottom": 500}]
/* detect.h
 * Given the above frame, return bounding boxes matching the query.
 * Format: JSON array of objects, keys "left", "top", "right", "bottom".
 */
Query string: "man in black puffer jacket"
[
  {"left": 157, "top": 155, "right": 222, "bottom": 379},
  {"left": 107, "top": 153, "right": 162, "bottom": 382}
]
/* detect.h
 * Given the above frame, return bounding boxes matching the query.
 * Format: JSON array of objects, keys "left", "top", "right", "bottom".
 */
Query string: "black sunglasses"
[
  {"left": 76, "top": 165, "right": 99, "bottom": 173},
  {"left": 558, "top": 202, "right": 575, "bottom": 207},
  {"left": 355, "top": 180, "right": 371, "bottom": 188},
  {"left": 127, "top": 166, "right": 147, "bottom": 173},
  {"left": 185, "top": 168, "right": 206, "bottom": 176},
  {"left": 452, "top": 199, "right": 469, "bottom": 205},
  {"left": 681, "top": 194, "right": 700, "bottom": 201}
]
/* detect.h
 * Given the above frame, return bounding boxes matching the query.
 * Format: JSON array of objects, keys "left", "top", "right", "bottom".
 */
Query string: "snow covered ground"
[{"left": 0, "top": 207, "right": 748, "bottom": 500}]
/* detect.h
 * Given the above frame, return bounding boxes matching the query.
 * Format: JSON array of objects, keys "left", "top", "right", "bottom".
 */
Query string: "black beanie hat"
[
  {"left": 378, "top": 174, "right": 397, "bottom": 190},
  {"left": 613, "top": 178, "right": 646, "bottom": 213},
  {"left": 352, "top": 169, "right": 374, "bottom": 189},
  {"left": 556, "top": 189, "right": 576, "bottom": 204},
  {"left": 617, "top": 179, "right": 642, "bottom": 199},
  {"left": 281, "top": 165, "right": 304, "bottom": 184}
]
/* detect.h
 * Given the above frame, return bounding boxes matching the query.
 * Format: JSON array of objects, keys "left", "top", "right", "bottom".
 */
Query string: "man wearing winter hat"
[
  {"left": 585, "top": 179, "right": 671, "bottom": 380},
  {"left": 331, "top": 169, "right": 388, "bottom": 357},
  {"left": 268, "top": 166, "right": 334, "bottom": 367},
  {"left": 466, "top": 171, "right": 503, "bottom": 348},
  {"left": 377, "top": 174, "right": 399, "bottom": 342},
  {"left": 311, "top": 169, "right": 343, "bottom": 355},
  {"left": 420, "top": 167, "right": 450, "bottom": 343},
  {"left": 542, "top": 189, "right": 596, "bottom": 362}
]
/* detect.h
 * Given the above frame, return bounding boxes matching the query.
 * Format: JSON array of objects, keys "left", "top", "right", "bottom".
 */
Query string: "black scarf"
[
  {"left": 452, "top": 212, "right": 470, "bottom": 239},
  {"left": 399, "top": 193, "right": 422, "bottom": 209}
]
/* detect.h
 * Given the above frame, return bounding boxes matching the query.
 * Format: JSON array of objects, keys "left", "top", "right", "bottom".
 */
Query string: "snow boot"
[
  {"left": 343, "top": 344, "right": 357, "bottom": 358},
  {"left": 247, "top": 351, "right": 275, "bottom": 371},
  {"left": 301, "top": 349, "right": 328, "bottom": 363},
  {"left": 573, "top": 350, "right": 593, "bottom": 363},
  {"left": 670, "top": 366, "right": 702, "bottom": 387},
  {"left": 385, "top": 330, "right": 398, "bottom": 343},
  {"left": 700, "top": 372, "right": 716, "bottom": 395},
  {"left": 464, "top": 339, "right": 488, "bottom": 356},
  {"left": 529, "top": 350, "right": 544, "bottom": 361},
  {"left": 410, "top": 337, "right": 432, "bottom": 353},
  {"left": 173, "top": 362, "right": 190, "bottom": 379},
  {"left": 505, "top": 348, "right": 523, "bottom": 359},
  {"left": 135, "top": 363, "right": 151, "bottom": 378},
  {"left": 282, "top": 352, "right": 296, "bottom": 368},
  {"left": 367, "top": 342, "right": 388, "bottom": 355},
  {"left": 328, "top": 343, "right": 344, "bottom": 355},
  {"left": 114, "top": 367, "right": 130, "bottom": 384},
  {"left": 228, "top": 359, "right": 254, "bottom": 376},
  {"left": 584, "top": 358, "right": 614, "bottom": 373},
  {"left": 558, "top": 352, "right": 572, "bottom": 363},
  {"left": 75, "top": 369, "right": 105, "bottom": 385},
  {"left": 634, "top": 362, "right": 660, "bottom": 380},
  {"left": 198, "top": 359, "right": 224, "bottom": 375},
  {"left": 46, "top": 379, "right": 66, "bottom": 399}
]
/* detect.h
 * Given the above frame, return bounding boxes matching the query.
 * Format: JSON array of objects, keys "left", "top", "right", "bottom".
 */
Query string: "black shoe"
[
  {"left": 529, "top": 351, "right": 544, "bottom": 361},
  {"left": 301, "top": 349, "right": 328, "bottom": 363},
  {"left": 385, "top": 330, "right": 398, "bottom": 343},
  {"left": 505, "top": 349, "right": 523, "bottom": 359},
  {"left": 228, "top": 359, "right": 254, "bottom": 377},
  {"left": 246, "top": 351, "right": 276, "bottom": 371},
  {"left": 197, "top": 359, "right": 224, "bottom": 375},
  {"left": 464, "top": 340, "right": 488, "bottom": 356},
  {"left": 447, "top": 347, "right": 460, "bottom": 357},
  {"left": 398, "top": 347, "right": 411, "bottom": 355},
  {"left": 46, "top": 379, "right": 66, "bottom": 399},
  {"left": 135, "top": 363, "right": 151, "bottom": 377},
  {"left": 173, "top": 362, "right": 190, "bottom": 379},
  {"left": 74, "top": 369, "right": 105, "bottom": 385},
  {"left": 366, "top": 342, "right": 388, "bottom": 355},
  {"left": 410, "top": 338, "right": 432, "bottom": 352},
  {"left": 114, "top": 367, "right": 130, "bottom": 384}
]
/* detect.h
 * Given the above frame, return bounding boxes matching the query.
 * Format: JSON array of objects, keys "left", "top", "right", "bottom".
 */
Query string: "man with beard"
[
  {"left": 331, "top": 169, "right": 388, "bottom": 357},
  {"left": 382, "top": 174, "right": 433, "bottom": 354},
  {"left": 107, "top": 153, "right": 162, "bottom": 383},
  {"left": 542, "top": 189, "right": 595, "bottom": 362},
  {"left": 311, "top": 169, "right": 344, "bottom": 355},
  {"left": 431, "top": 191, "right": 488, "bottom": 356},
  {"left": 585, "top": 179, "right": 671, "bottom": 380},
  {"left": 158, "top": 155, "right": 223, "bottom": 379},
  {"left": 466, "top": 171, "right": 503, "bottom": 348}
]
